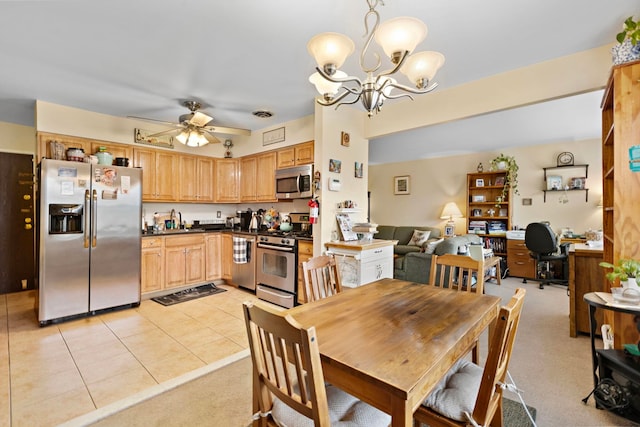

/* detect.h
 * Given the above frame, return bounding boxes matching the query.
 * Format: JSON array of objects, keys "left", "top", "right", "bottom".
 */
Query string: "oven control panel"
[{"left": 257, "top": 235, "right": 296, "bottom": 247}]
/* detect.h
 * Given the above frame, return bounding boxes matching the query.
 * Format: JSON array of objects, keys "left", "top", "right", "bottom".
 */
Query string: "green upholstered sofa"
[{"left": 376, "top": 225, "right": 482, "bottom": 284}]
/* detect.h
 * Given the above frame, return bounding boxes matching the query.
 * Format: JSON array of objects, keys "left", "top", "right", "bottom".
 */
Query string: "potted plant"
[
  {"left": 600, "top": 258, "right": 640, "bottom": 288},
  {"left": 613, "top": 16, "right": 640, "bottom": 65},
  {"left": 490, "top": 153, "right": 519, "bottom": 206}
]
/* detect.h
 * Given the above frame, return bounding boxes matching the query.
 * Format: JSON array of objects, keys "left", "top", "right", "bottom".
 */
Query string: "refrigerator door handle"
[
  {"left": 84, "top": 189, "right": 90, "bottom": 248},
  {"left": 92, "top": 189, "right": 98, "bottom": 247}
]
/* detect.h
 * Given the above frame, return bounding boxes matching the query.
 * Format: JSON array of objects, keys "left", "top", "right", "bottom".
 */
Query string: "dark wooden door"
[{"left": 0, "top": 152, "right": 35, "bottom": 294}]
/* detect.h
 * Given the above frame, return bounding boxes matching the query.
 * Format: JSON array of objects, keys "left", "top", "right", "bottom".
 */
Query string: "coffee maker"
[
  {"left": 289, "top": 212, "right": 312, "bottom": 237},
  {"left": 235, "top": 210, "right": 252, "bottom": 231}
]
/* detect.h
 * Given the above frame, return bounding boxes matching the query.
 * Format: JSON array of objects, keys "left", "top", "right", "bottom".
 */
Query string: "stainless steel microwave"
[{"left": 275, "top": 164, "right": 313, "bottom": 199}]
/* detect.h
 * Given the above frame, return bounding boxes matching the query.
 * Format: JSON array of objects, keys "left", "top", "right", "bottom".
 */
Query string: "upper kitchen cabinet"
[
  {"left": 89, "top": 142, "right": 132, "bottom": 161},
  {"left": 241, "top": 152, "right": 277, "bottom": 202},
  {"left": 133, "top": 147, "right": 177, "bottom": 201},
  {"left": 276, "top": 141, "right": 314, "bottom": 169},
  {"left": 178, "top": 155, "right": 214, "bottom": 202},
  {"left": 37, "top": 132, "right": 90, "bottom": 160},
  {"left": 214, "top": 158, "right": 240, "bottom": 203}
]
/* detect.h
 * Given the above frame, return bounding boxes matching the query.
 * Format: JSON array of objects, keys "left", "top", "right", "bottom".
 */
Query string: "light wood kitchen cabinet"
[
  {"left": 141, "top": 237, "right": 164, "bottom": 294},
  {"left": 133, "top": 147, "right": 177, "bottom": 201},
  {"left": 569, "top": 245, "right": 604, "bottom": 337},
  {"left": 240, "top": 156, "right": 257, "bottom": 202},
  {"left": 37, "top": 132, "right": 91, "bottom": 159},
  {"left": 179, "top": 155, "right": 214, "bottom": 202},
  {"left": 205, "top": 233, "right": 222, "bottom": 281},
  {"left": 506, "top": 239, "right": 535, "bottom": 279},
  {"left": 164, "top": 234, "right": 205, "bottom": 289},
  {"left": 214, "top": 158, "right": 240, "bottom": 203},
  {"left": 221, "top": 233, "right": 233, "bottom": 281},
  {"left": 296, "top": 240, "right": 313, "bottom": 304},
  {"left": 276, "top": 141, "right": 314, "bottom": 169},
  {"left": 256, "top": 152, "right": 277, "bottom": 201}
]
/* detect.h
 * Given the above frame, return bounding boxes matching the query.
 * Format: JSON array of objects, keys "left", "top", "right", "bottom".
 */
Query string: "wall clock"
[{"left": 557, "top": 151, "right": 574, "bottom": 166}]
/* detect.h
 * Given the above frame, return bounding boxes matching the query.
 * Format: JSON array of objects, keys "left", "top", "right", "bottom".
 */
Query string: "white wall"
[
  {"left": 368, "top": 138, "right": 603, "bottom": 236},
  {"left": 0, "top": 122, "right": 35, "bottom": 154}
]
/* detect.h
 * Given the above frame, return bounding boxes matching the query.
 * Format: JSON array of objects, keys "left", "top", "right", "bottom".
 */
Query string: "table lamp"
[{"left": 440, "top": 202, "right": 463, "bottom": 236}]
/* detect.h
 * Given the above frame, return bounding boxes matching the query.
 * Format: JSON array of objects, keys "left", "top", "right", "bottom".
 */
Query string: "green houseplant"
[
  {"left": 600, "top": 258, "right": 640, "bottom": 287},
  {"left": 490, "top": 153, "right": 519, "bottom": 206},
  {"left": 613, "top": 16, "right": 640, "bottom": 65}
]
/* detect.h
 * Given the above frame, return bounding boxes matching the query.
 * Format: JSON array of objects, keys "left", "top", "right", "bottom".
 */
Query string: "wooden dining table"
[{"left": 286, "top": 277, "right": 501, "bottom": 427}]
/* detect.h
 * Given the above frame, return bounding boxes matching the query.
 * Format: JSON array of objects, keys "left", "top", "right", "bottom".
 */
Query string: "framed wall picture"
[
  {"left": 547, "top": 175, "right": 563, "bottom": 190},
  {"left": 475, "top": 178, "right": 484, "bottom": 187},
  {"left": 354, "top": 161, "right": 363, "bottom": 178},
  {"left": 329, "top": 159, "right": 342, "bottom": 173},
  {"left": 472, "top": 195, "right": 485, "bottom": 202},
  {"left": 394, "top": 175, "right": 410, "bottom": 195},
  {"left": 341, "top": 131, "right": 350, "bottom": 147}
]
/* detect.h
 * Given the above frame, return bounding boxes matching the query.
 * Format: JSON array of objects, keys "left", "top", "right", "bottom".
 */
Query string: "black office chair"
[{"left": 525, "top": 222, "right": 570, "bottom": 289}]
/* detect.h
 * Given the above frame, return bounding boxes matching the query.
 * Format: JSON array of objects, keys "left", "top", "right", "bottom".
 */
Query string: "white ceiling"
[{"left": 0, "top": 0, "right": 637, "bottom": 163}]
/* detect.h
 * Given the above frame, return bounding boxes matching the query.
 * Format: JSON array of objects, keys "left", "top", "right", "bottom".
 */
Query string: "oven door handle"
[
  {"left": 258, "top": 244, "right": 295, "bottom": 252},
  {"left": 259, "top": 286, "right": 294, "bottom": 300}
]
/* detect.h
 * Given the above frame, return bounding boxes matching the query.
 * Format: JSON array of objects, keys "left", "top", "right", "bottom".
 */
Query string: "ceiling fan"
[{"left": 129, "top": 100, "right": 251, "bottom": 147}]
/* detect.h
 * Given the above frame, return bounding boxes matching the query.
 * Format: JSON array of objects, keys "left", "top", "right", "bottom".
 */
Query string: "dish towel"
[{"left": 233, "top": 236, "right": 247, "bottom": 264}]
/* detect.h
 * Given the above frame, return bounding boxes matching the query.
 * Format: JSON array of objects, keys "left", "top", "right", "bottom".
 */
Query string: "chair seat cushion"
[
  {"left": 422, "top": 358, "right": 483, "bottom": 422},
  {"left": 272, "top": 384, "right": 391, "bottom": 427}
]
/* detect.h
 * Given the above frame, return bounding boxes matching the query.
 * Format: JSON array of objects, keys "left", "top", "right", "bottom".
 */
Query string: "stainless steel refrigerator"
[{"left": 37, "top": 159, "right": 142, "bottom": 325}]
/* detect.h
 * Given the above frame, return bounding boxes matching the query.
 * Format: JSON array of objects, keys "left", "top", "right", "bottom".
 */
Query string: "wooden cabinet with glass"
[
  {"left": 466, "top": 171, "right": 511, "bottom": 257},
  {"left": 601, "top": 60, "right": 640, "bottom": 348}
]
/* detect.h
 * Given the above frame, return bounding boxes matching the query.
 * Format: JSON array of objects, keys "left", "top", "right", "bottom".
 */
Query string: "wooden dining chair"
[
  {"left": 414, "top": 288, "right": 527, "bottom": 427},
  {"left": 429, "top": 254, "right": 485, "bottom": 295},
  {"left": 302, "top": 255, "right": 343, "bottom": 303},
  {"left": 243, "top": 301, "right": 390, "bottom": 427}
]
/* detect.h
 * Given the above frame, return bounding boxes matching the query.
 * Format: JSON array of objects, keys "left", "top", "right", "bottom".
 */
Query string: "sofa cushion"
[
  {"left": 395, "top": 245, "right": 422, "bottom": 256},
  {"left": 408, "top": 229, "right": 431, "bottom": 246},
  {"left": 375, "top": 225, "right": 397, "bottom": 241},
  {"left": 424, "top": 238, "right": 445, "bottom": 254}
]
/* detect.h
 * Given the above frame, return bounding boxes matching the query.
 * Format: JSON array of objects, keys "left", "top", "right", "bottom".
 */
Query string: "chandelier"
[
  {"left": 175, "top": 126, "right": 219, "bottom": 147},
  {"left": 307, "top": 0, "right": 445, "bottom": 117}
]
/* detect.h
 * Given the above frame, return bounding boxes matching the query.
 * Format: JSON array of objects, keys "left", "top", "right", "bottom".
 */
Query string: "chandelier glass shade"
[
  {"left": 176, "top": 127, "right": 211, "bottom": 147},
  {"left": 307, "top": 0, "right": 445, "bottom": 117}
]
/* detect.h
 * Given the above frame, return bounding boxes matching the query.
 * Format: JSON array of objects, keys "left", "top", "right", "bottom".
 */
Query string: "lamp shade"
[
  {"left": 307, "top": 32, "right": 355, "bottom": 70},
  {"left": 309, "top": 70, "right": 347, "bottom": 95},
  {"left": 176, "top": 129, "right": 209, "bottom": 147},
  {"left": 375, "top": 17, "right": 427, "bottom": 59},
  {"left": 440, "top": 202, "right": 463, "bottom": 220},
  {"left": 401, "top": 51, "right": 445, "bottom": 88}
]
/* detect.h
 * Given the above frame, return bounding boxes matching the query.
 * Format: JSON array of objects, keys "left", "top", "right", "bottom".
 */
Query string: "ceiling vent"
[{"left": 252, "top": 110, "right": 273, "bottom": 119}]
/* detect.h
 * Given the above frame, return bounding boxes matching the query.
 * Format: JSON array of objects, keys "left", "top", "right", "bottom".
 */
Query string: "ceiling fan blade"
[
  {"left": 144, "top": 128, "right": 180, "bottom": 138},
  {"left": 203, "top": 131, "right": 222, "bottom": 144},
  {"left": 189, "top": 111, "right": 214, "bottom": 127},
  {"left": 127, "top": 115, "right": 183, "bottom": 127},
  {"left": 203, "top": 125, "right": 251, "bottom": 136}
]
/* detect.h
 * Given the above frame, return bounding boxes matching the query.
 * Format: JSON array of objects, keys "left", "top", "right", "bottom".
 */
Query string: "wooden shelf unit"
[
  {"left": 601, "top": 60, "right": 640, "bottom": 348},
  {"left": 542, "top": 164, "right": 589, "bottom": 202},
  {"left": 466, "top": 172, "right": 511, "bottom": 257}
]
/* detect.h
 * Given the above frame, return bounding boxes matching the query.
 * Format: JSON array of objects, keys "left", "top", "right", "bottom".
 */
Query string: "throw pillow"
[
  {"left": 424, "top": 238, "right": 445, "bottom": 254},
  {"left": 408, "top": 229, "right": 431, "bottom": 247}
]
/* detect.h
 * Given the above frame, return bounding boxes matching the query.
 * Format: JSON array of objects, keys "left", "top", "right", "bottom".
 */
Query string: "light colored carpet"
[{"left": 61, "top": 278, "right": 639, "bottom": 426}]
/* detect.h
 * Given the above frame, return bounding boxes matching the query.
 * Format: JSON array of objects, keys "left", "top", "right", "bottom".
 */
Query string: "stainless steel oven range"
[{"left": 256, "top": 234, "right": 298, "bottom": 308}]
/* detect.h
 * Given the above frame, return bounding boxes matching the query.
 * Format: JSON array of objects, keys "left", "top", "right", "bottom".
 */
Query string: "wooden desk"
[
  {"left": 569, "top": 244, "right": 604, "bottom": 337},
  {"left": 287, "top": 278, "right": 501, "bottom": 427}
]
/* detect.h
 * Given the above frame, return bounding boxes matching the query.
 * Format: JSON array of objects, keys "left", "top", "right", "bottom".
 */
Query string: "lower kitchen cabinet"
[
  {"left": 221, "top": 233, "right": 233, "bottom": 281},
  {"left": 296, "top": 240, "right": 314, "bottom": 304},
  {"left": 205, "top": 233, "right": 222, "bottom": 281},
  {"left": 506, "top": 239, "right": 535, "bottom": 279},
  {"left": 569, "top": 244, "right": 605, "bottom": 337},
  {"left": 164, "top": 234, "right": 205, "bottom": 289},
  {"left": 141, "top": 237, "right": 164, "bottom": 293}
]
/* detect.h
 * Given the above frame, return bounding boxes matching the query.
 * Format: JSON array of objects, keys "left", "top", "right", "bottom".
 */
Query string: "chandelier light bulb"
[
  {"left": 309, "top": 70, "right": 347, "bottom": 97},
  {"left": 401, "top": 51, "right": 445, "bottom": 88},
  {"left": 375, "top": 17, "right": 427, "bottom": 62},
  {"left": 307, "top": 32, "right": 355, "bottom": 74}
]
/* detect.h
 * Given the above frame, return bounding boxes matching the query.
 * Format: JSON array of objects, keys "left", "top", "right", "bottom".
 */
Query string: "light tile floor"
[{"left": 0, "top": 284, "right": 259, "bottom": 427}]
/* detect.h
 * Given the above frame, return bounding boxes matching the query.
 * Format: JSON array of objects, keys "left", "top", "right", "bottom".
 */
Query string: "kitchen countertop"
[{"left": 142, "top": 228, "right": 314, "bottom": 241}]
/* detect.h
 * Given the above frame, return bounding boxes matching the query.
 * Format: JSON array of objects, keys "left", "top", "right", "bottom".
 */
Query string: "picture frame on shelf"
[
  {"left": 494, "top": 176, "right": 505, "bottom": 186},
  {"left": 570, "top": 176, "right": 586, "bottom": 189},
  {"left": 394, "top": 175, "right": 410, "bottom": 195},
  {"left": 475, "top": 178, "right": 484, "bottom": 187},
  {"left": 499, "top": 208, "right": 508, "bottom": 217},
  {"left": 444, "top": 225, "right": 455, "bottom": 237},
  {"left": 471, "top": 208, "right": 482, "bottom": 217},
  {"left": 546, "top": 175, "right": 563, "bottom": 190},
  {"left": 472, "top": 195, "right": 485, "bottom": 202}
]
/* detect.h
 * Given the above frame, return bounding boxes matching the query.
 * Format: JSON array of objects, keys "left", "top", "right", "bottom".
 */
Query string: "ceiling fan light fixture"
[{"left": 177, "top": 129, "right": 209, "bottom": 147}]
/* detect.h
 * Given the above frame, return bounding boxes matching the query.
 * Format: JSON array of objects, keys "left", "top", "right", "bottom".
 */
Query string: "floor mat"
[{"left": 151, "top": 284, "right": 227, "bottom": 306}]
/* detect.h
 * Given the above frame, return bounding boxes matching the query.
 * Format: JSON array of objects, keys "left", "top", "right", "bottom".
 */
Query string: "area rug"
[
  {"left": 63, "top": 351, "right": 537, "bottom": 427},
  {"left": 151, "top": 283, "right": 226, "bottom": 306}
]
